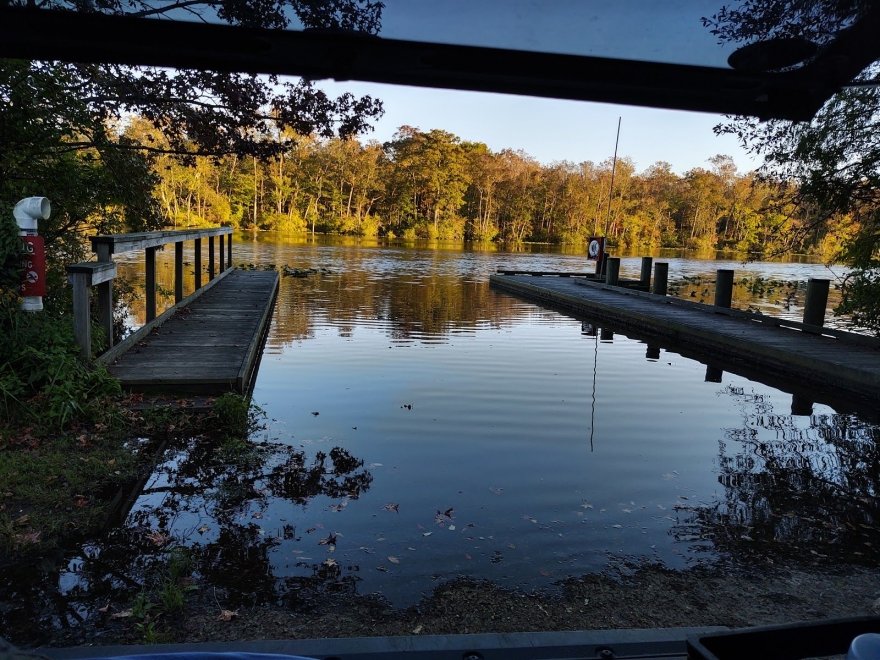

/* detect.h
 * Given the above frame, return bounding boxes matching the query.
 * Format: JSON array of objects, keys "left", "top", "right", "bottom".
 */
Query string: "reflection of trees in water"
[
  {"left": 674, "top": 386, "right": 879, "bottom": 561},
  {"left": 0, "top": 438, "right": 372, "bottom": 644},
  {"left": 269, "top": 270, "right": 528, "bottom": 345}
]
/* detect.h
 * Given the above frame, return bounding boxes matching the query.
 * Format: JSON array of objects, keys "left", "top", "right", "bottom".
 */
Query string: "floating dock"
[
  {"left": 102, "top": 269, "right": 278, "bottom": 393},
  {"left": 490, "top": 273, "right": 880, "bottom": 404}
]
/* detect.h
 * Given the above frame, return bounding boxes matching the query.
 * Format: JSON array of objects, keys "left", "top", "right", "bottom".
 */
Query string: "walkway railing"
[{"left": 67, "top": 227, "right": 233, "bottom": 359}]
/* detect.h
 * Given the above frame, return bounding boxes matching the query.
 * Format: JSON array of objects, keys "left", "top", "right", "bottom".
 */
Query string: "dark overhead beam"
[{"left": 1, "top": 7, "right": 878, "bottom": 121}]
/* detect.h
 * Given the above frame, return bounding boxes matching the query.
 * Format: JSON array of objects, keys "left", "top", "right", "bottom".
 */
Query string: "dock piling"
[
  {"left": 640, "top": 257, "right": 653, "bottom": 290},
  {"left": 803, "top": 278, "right": 830, "bottom": 328},
  {"left": 715, "top": 269, "right": 734, "bottom": 308},
  {"left": 653, "top": 263, "right": 669, "bottom": 296},
  {"left": 605, "top": 257, "right": 621, "bottom": 286}
]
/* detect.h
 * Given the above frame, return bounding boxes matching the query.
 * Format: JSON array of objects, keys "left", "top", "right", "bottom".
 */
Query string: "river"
[{"left": 3, "top": 235, "right": 878, "bottom": 641}]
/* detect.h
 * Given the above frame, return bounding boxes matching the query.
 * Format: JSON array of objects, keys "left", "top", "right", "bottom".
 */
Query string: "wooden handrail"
[
  {"left": 70, "top": 227, "right": 234, "bottom": 359},
  {"left": 90, "top": 227, "right": 232, "bottom": 259}
]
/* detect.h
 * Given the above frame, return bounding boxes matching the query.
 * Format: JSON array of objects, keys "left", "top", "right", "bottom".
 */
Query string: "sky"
[
  {"left": 305, "top": 1, "right": 765, "bottom": 175},
  {"left": 316, "top": 79, "right": 764, "bottom": 176}
]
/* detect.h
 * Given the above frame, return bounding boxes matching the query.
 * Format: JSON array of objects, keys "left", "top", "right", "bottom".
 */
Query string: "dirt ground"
[{"left": 128, "top": 559, "right": 880, "bottom": 645}]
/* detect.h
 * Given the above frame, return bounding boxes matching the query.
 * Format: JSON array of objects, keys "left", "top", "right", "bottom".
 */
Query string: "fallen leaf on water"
[
  {"left": 412, "top": 624, "right": 423, "bottom": 634},
  {"left": 111, "top": 610, "right": 133, "bottom": 619},
  {"left": 611, "top": 524, "right": 622, "bottom": 529},
  {"left": 448, "top": 525, "right": 456, "bottom": 531},
  {"left": 197, "top": 525, "right": 210, "bottom": 534},
  {"left": 489, "top": 487, "right": 503, "bottom": 495},
  {"left": 311, "top": 411, "right": 320, "bottom": 416},
  {"left": 376, "top": 566, "right": 389, "bottom": 572},
  {"left": 251, "top": 511, "right": 263, "bottom": 519},
  {"left": 146, "top": 530, "right": 169, "bottom": 546},
  {"left": 422, "top": 532, "right": 432, "bottom": 537},
  {"left": 387, "top": 556, "right": 400, "bottom": 564},
  {"left": 383, "top": 503, "right": 400, "bottom": 513},
  {"left": 217, "top": 609, "right": 238, "bottom": 622},
  {"left": 329, "top": 500, "right": 349, "bottom": 512},
  {"left": 323, "top": 558, "right": 338, "bottom": 567}
]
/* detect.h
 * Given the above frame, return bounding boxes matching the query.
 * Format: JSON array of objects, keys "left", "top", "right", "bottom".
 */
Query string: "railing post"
[
  {"left": 194, "top": 237, "right": 202, "bottom": 289},
  {"left": 715, "top": 269, "right": 734, "bottom": 308},
  {"left": 174, "top": 240, "right": 184, "bottom": 303},
  {"left": 640, "top": 257, "right": 653, "bottom": 290},
  {"left": 69, "top": 272, "right": 91, "bottom": 359},
  {"left": 653, "top": 263, "right": 669, "bottom": 296},
  {"left": 605, "top": 257, "right": 620, "bottom": 286},
  {"left": 227, "top": 230, "right": 232, "bottom": 267},
  {"left": 145, "top": 246, "right": 157, "bottom": 322},
  {"left": 219, "top": 234, "right": 226, "bottom": 272},
  {"left": 803, "top": 278, "right": 830, "bottom": 328},
  {"left": 95, "top": 241, "right": 113, "bottom": 348},
  {"left": 209, "top": 235, "right": 216, "bottom": 279},
  {"left": 96, "top": 280, "right": 113, "bottom": 349}
]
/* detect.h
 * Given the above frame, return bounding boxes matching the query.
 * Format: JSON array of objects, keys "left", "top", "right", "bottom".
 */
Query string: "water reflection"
[
  {"left": 0, "top": 437, "right": 372, "bottom": 645},
  {"left": 674, "top": 388, "right": 880, "bottom": 562},
  {"left": 4, "top": 238, "right": 877, "bottom": 645}
]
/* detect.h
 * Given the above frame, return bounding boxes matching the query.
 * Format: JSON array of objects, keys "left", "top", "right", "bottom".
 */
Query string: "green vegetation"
[
  {"left": 141, "top": 124, "right": 836, "bottom": 257},
  {"left": 707, "top": 1, "right": 880, "bottom": 333}
]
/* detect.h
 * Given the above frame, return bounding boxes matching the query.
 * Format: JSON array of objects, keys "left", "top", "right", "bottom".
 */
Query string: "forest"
[{"left": 138, "top": 119, "right": 848, "bottom": 259}]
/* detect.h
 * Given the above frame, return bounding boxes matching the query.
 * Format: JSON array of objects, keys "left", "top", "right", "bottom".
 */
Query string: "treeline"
[{"left": 135, "top": 120, "right": 843, "bottom": 256}]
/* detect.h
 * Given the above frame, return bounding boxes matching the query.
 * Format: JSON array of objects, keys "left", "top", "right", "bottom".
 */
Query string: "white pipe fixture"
[
  {"left": 14, "top": 197, "right": 50, "bottom": 312},
  {"left": 14, "top": 197, "right": 51, "bottom": 234}
]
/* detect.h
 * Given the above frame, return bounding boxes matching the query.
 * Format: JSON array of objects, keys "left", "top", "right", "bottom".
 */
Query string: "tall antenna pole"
[{"left": 605, "top": 116, "right": 622, "bottom": 236}]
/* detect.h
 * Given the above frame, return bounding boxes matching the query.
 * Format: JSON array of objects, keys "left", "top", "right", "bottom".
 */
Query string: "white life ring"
[{"left": 588, "top": 239, "right": 601, "bottom": 258}]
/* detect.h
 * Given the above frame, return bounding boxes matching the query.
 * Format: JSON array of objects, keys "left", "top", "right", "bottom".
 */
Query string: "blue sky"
[{"left": 316, "top": 79, "right": 763, "bottom": 175}]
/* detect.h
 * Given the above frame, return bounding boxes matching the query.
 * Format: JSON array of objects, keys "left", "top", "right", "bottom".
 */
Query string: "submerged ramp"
[
  {"left": 490, "top": 273, "right": 880, "bottom": 404},
  {"left": 105, "top": 269, "right": 279, "bottom": 394}
]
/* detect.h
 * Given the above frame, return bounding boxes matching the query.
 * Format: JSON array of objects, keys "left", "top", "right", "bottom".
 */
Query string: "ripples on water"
[{"left": 3, "top": 236, "right": 877, "bottom": 640}]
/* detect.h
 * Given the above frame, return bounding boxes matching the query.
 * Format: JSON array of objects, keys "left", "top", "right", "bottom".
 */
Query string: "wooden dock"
[
  {"left": 102, "top": 269, "right": 279, "bottom": 393},
  {"left": 490, "top": 273, "right": 880, "bottom": 404}
]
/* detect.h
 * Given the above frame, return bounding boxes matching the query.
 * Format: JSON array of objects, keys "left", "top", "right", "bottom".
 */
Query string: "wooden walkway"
[
  {"left": 490, "top": 273, "right": 880, "bottom": 405},
  {"left": 103, "top": 269, "right": 279, "bottom": 393}
]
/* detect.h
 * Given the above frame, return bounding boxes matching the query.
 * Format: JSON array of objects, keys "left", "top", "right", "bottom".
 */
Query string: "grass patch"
[{"left": 0, "top": 426, "right": 139, "bottom": 556}]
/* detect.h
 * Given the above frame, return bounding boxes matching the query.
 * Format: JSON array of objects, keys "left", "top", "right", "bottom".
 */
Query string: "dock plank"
[
  {"left": 490, "top": 273, "right": 880, "bottom": 404},
  {"left": 107, "top": 269, "right": 279, "bottom": 393}
]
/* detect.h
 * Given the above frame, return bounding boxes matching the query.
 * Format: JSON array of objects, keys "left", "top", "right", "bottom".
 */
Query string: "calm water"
[{"left": 3, "top": 236, "right": 878, "bottom": 640}]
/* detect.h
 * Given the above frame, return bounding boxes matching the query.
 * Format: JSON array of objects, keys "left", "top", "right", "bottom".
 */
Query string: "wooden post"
[
  {"left": 605, "top": 257, "right": 621, "bottom": 286},
  {"left": 174, "top": 240, "right": 184, "bottom": 304},
  {"left": 194, "top": 237, "right": 202, "bottom": 289},
  {"left": 68, "top": 262, "right": 117, "bottom": 358},
  {"left": 227, "top": 230, "right": 232, "bottom": 267},
  {"left": 705, "top": 365, "right": 723, "bottom": 383},
  {"left": 715, "top": 269, "right": 734, "bottom": 308},
  {"left": 600, "top": 328, "right": 614, "bottom": 342},
  {"left": 791, "top": 393, "right": 814, "bottom": 416},
  {"left": 803, "top": 278, "right": 830, "bottom": 327},
  {"left": 640, "top": 257, "right": 653, "bottom": 290},
  {"left": 219, "top": 234, "right": 226, "bottom": 272},
  {"left": 645, "top": 343, "right": 660, "bottom": 360},
  {"left": 208, "top": 235, "right": 216, "bottom": 279},
  {"left": 145, "top": 246, "right": 157, "bottom": 322},
  {"left": 96, "top": 281, "right": 113, "bottom": 349},
  {"left": 70, "top": 272, "right": 92, "bottom": 359},
  {"left": 95, "top": 243, "right": 112, "bottom": 263},
  {"left": 653, "top": 262, "right": 669, "bottom": 296}
]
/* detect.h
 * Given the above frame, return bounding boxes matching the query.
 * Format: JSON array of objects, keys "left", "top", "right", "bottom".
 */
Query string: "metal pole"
[{"left": 604, "top": 116, "right": 622, "bottom": 236}]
